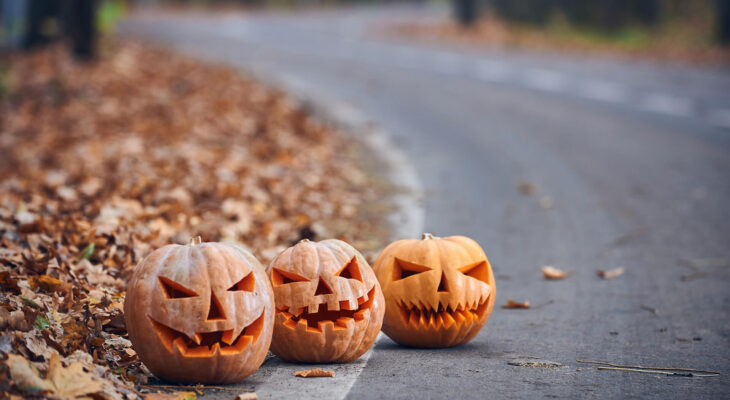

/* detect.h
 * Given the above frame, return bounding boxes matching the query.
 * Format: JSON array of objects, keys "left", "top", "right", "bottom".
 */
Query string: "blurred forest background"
[{"left": 1, "top": 0, "right": 728, "bottom": 64}]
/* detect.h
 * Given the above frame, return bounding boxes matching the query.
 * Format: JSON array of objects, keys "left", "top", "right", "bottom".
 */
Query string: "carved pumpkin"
[
  {"left": 372, "top": 233, "right": 495, "bottom": 348},
  {"left": 266, "top": 239, "right": 385, "bottom": 362},
  {"left": 124, "top": 237, "right": 274, "bottom": 383}
]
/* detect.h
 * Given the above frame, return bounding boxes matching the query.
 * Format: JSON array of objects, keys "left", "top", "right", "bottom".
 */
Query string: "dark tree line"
[
  {"left": 17, "top": 0, "right": 98, "bottom": 60},
  {"left": 453, "top": 0, "right": 730, "bottom": 45}
]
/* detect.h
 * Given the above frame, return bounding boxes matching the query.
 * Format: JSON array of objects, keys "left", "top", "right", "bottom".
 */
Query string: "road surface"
[{"left": 120, "top": 5, "right": 730, "bottom": 399}]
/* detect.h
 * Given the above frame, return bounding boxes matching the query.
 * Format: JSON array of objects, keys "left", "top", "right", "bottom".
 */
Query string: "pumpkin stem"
[
  {"left": 190, "top": 236, "right": 203, "bottom": 246},
  {"left": 421, "top": 233, "right": 437, "bottom": 240}
]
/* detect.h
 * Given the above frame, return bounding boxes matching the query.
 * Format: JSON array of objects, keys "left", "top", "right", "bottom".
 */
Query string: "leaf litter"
[{"left": 0, "top": 41, "right": 392, "bottom": 398}]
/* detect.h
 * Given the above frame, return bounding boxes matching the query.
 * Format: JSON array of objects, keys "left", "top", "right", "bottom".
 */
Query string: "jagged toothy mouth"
[
  {"left": 396, "top": 298, "right": 489, "bottom": 329},
  {"left": 149, "top": 311, "right": 265, "bottom": 357},
  {"left": 276, "top": 287, "right": 376, "bottom": 332}
]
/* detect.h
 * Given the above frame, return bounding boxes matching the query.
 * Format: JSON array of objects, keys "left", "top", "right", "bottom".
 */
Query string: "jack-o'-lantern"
[
  {"left": 373, "top": 233, "right": 495, "bottom": 348},
  {"left": 266, "top": 239, "right": 385, "bottom": 362},
  {"left": 124, "top": 237, "right": 274, "bottom": 383}
]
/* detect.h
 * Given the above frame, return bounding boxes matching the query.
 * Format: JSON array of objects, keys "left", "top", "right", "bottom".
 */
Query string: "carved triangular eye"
[
  {"left": 159, "top": 276, "right": 198, "bottom": 299},
  {"left": 228, "top": 272, "right": 255, "bottom": 292},
  {"left": 457, "top": 261, "right": 490, "bottom": 283},
  {"left": 335, "top": 257, "right": 362, "bottom": 282},
  {"left": 393, "top": 258, "right": 431, "bottom": 281},
  {"left": 271, "top": 268, "right": 309, "bottom": 287}
]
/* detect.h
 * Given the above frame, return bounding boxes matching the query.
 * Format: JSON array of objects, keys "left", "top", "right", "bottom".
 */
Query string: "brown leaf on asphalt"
[
  {"left": 501, "top": 299, "right": 531, "bottom": 309},
  {"left": 144, "top": 392, "right": 197, "bottom": 400},
  {"left": 234, "top": 393, "right": 258, "bottom": 400},
  {"left": 542, "top": 266, "right": 566, "bottom": 280},
  {"left": 294, "top": 368, "right": 336, "bottom": 378},
  {"left": 597, "top": 267, "right": 625, "bottom": 279},
  {"left": 516, "top": 182, "right": 536, "bottom": 196}
]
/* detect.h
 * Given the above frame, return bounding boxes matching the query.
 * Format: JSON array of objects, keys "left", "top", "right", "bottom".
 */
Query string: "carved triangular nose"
[
  {"left": 314, "top": 277, "right": 333, "bottom": 295},
  {"left": 437, "top": 272, "right": 449, "bottom": 292},
  {"left": 206, "top": 292, "right": 226, "bottom": 321}
]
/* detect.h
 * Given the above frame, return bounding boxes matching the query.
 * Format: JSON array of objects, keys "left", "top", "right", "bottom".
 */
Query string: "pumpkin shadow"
[{"left": 374, "top": 337, "right": 492, "bottom": 355}]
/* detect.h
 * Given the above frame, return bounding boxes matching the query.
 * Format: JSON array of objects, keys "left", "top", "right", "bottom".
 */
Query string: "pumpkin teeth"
[
  {"left": 149, "top": 311, "right": 265, "bottom": 357},
  {"left": 277, "top": 287, "right": 376, "bottom": 331},
  {"left": 340, "top": 299, "right": 356, "bottom": 311},
  {"left": 397, "top": 297, "right": 490, "bottom": 329},
  {"left": 442, "top": 312, "right": 456, "bottom": 328},
  {"left": 318, "top": 320, "right": 335, "bottom": 332}
]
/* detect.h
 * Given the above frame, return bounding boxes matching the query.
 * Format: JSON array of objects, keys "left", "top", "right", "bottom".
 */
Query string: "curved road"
[{"left": 121, "top": 5, "right": 730, "bottom": 399}]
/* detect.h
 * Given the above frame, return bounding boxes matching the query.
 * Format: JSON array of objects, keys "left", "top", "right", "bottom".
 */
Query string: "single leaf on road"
[
  {"left": 502, "top": 299, "right": 530, "bottom": 309},
  {"left": 542, "top": 266, "right": 566, "bottom": 280},
  {"left": 597, "top": 267, "right": 625, "bottom": 279},
  {"left": 295, "top": 368, "right": 336, "bottom": 378}
]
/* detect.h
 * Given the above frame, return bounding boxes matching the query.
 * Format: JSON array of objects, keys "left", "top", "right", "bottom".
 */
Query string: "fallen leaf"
[
  {"left": 0, "top": 272, "right": 21, "bottom": 294},
  {"left": 294, "top": 368, "right": 335, "bottom": 378},
  {"left": 501, "top": 299, "right": 530, "bottom": 309},
  {"left": 6, "top": 354, "right": 53, "bottom": 393},
  {"left": 508, "top": 359, "right": 563, "bottom": 368},
  {"left": 144, "top": 391, "right": 197, "bottom": 400},
  {"left": 597, "top": 267, "right": 625, "bottom": 279},
  {"left": 34, "top": 315, "right": 51, "bottom": 331},
  {"left": 542, "top": 266, "right": 566, "bottom": 280},
  {"left": 29, "top": 275, "right": 71, "bottom": 293},
  {"left": 78, "top": 243, "right": 95, "bottom": 261},
  {"left": 517, "top": 182, "right": 536, "bottom": 196},
  {"left": 46, "top": 352, "right": 105, "bottom": 399},
  {"left": 234, "top": 393, "right": 258, "bottom": 400},
  {"left": 24, "top": 332, "right": 55, "bottom": 360}
]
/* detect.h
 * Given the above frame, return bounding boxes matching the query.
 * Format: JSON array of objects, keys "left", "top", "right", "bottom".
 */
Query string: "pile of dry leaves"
[{"left": 0, "top": 42, "right": 389, "bottom": 398}]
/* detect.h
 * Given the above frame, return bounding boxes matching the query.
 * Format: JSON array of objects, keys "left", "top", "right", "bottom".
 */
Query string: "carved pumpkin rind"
[
  {"left": 124, "top": 241, "right": 274, "bottom": 384},
  {"left": 373, "top": 234, "right": 496, "bottom": 348},
  {"left": 267, "top": 239, "right": 385, "bottom": 363}
]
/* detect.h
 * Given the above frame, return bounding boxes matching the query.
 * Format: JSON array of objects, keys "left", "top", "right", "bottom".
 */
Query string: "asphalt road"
[{"left": 121, "top": 5, "right": 730, "bottom": 399}]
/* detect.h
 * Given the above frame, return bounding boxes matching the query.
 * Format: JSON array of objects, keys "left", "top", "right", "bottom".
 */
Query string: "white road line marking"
[
  {"left": 579, "top": 80, "right": 629, "bottom": 103},
  {"left": 474, "top": 60, "right": 510, "bottom": 82},
  {"left": 707, "top": 108, "right": 730, "bottom": 129},
  {"left": 523, "top": 68, "right": 566, "bottom": 92},
  {"left": 266, "top": 74, "right": 423, "bottom": 399},
  {"left": 640, "top": 93, "right": 695, "bottom": 117}
]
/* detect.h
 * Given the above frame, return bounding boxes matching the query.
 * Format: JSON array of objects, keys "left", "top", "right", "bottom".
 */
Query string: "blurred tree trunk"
[
  {"left": 65, "top": 0, "right": 98, "bottom": 60},
  {"left": 454, "top": 0, "right": 478, "bottom": 27},
  {"left": 719, "top": 0, "right": 730, "bottom": 45},
  {"left": 23, "top": 0, "right": 59, "bottom": 49}
]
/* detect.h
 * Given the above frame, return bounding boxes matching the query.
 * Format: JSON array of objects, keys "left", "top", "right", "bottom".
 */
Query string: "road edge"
[
  {"left": 247, "top": 69, "right": 426, "bottom": 243},
  {"left": 239, "top": 68, "right": 424, "bottom": 400}
]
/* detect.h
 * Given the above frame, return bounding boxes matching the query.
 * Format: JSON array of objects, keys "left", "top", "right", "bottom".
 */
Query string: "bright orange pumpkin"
[
  {"left": 124, "top": 237, "right": 274, "bottom": 383},
  {"left": 372, "top": 233, "right": 495, "bottom": 348},
  {"left": 266, "top": 239, "right": 385, "bottom": 362}
]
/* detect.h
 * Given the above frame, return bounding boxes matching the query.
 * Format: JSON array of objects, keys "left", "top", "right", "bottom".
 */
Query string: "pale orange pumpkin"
[
  {"left": 266, "top": 239, "right": 385, "bottom": 362},
  {"left": 372, "top": 233, "right": 495, "bottom": 348},
  {"left": 124, "top": 237, "right": 274, "bottom": 383}
]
